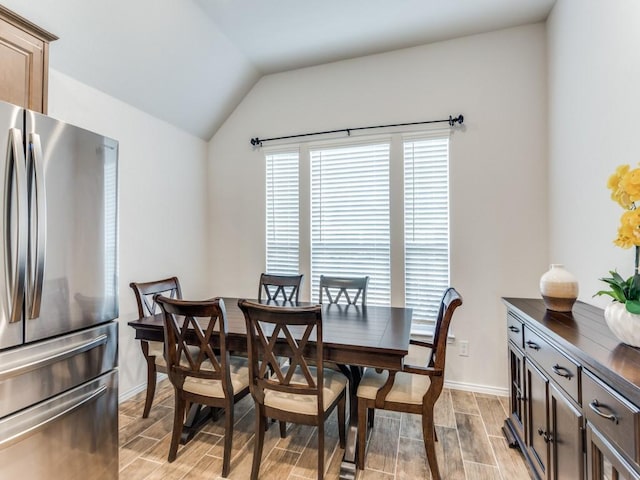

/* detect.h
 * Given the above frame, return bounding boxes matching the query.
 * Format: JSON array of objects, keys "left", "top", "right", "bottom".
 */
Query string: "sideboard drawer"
[
  {"left": 507, "top": 312, "right": 524, "bottom": 349},
  {"left": 583, "top": 369, "right": 640, "bottom": 464},
  {"left": 524, "top": 327, "right": 580, "bottom": 404}
]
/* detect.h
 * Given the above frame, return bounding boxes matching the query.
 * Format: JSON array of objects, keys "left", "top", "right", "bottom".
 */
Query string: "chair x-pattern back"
[
  {"left": 155, "top": 296, "right": 250, "bottom": 477},
  {"left": 129, "top": 276, "right": 182, "bottom": 418},
  {"left": 258, "top": 273, "right": 303, "bottom": 303},
  {"left": 319, "top": 275, "right": 369, "bottom": 306},
  {"left": 238, "top": 299, "right": 346, "bottom": 480}
]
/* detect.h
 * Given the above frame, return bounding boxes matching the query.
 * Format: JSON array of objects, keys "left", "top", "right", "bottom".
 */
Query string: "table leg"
[
  {"left": 180, "top": 404, "right": 213, "bottom": 444},
  {"left": 339, "top": 365, "right": 362, "bottom": 480}
]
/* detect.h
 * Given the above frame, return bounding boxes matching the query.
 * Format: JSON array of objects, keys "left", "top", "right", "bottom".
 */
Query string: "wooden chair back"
[
  {"left": 130, "top": 276, "right": 182, "bottom": 317},
  {"left": 319, "top": 275, "right": 369, "bottom": 306},
  {"left": 155, "top": 296, "right": 232, "bottom": 393},
  {"left": 238, "top": 299, "right": 323, "bottom": 408},
  {"left": 427, "top": 287, "right": 463, "bottom": 371},
  {"left": 258, "top": 273, "right": 303, "bottom": 302}
]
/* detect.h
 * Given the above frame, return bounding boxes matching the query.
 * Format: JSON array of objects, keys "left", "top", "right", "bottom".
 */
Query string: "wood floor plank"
[
  {"left": 276, "top": 423, "right": 315, "bottom": 453},
  {"left": 359, "top": 469, "right": 395, "bottom": 479},
  {"left": 489, "top": 435, "right": 532, "bottom": 480},
  {"left": 475, "top": 394, "right": 507, "bottom": 437},
  {"left": 118, "top": 405, "right": 173, "bottom": 446},
  {"left": 119, "top": 435, "right": 160, "bottom": 470},
  {"left": 399, "top": 412, "right": 423, "bottom": 441},
  {"left": 451, "top": 390, "right": 480, "bottom": 415},
  {"left": 498, "top": 395, "right": 510, "bottom": 417},
  {"left": 118, "top": 457, "right": 161, "bottom": 480},
  {"left": 363, "top": 415, "right": 400, "bottom": 473},
  {"left": 434, "top": 388, "right": 456, "bottom": 428},
  {"left": 256, "top": 447, "right": 300, "bottom": 480},
  {"left": 179, "top": 453, "right": 224, "bottom": 480},
  {"left": 291, "top": 411, "right": 341, "bottom": 478},
  {"left": 397, "top": 437, "right": 429, "bottom": 479},
  {"left": 434, "top": 426, "right": 465, "bottom": 480},
  {"left": 139, "top": 411, "right": 174, "bottom": 440},
  {"left": 140, "top": 431, "right": 221, "bottom": 480},
  {"left": 455, "top": 412, "right": 497, "bottom": 466},
  {"left": 464, "top": 461, "right": 502, "bottom": 480}
]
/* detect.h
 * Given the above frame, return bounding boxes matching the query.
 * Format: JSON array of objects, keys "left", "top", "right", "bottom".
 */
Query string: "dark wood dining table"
[{"left": 128, "top": 297, "right": 412, "bottom": 480}]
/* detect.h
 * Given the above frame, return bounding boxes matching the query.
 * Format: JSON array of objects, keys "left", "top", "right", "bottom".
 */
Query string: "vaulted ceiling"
[{"left": 2, "top": 0, "right": 555, "bottom": 140}]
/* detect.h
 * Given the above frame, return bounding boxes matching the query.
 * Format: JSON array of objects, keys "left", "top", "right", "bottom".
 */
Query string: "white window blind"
[
  {"left": 310, "top": 143, "right": 390, "bottom": 304},
  {"left": 266, "top": 151, "right": 299, "bottom": 275},
  {"left": 404, "top": 137, "right": 450, "bottom": 327}
]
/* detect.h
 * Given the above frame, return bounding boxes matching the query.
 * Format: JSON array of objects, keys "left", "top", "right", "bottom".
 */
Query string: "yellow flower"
[
  {"left": 614, "top": 209, "right": 640, "bottom": 248},
  {"left": 622, "top": 167, "right": 640, "bottom": 202},
  {"left": 608, "top": 164, "right": 632, "bottom": 208}
]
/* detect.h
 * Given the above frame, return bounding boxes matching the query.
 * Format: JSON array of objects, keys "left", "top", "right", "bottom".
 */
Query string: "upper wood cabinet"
[{"left": 0, "top": 6, "right": 57, "bottom": 113}]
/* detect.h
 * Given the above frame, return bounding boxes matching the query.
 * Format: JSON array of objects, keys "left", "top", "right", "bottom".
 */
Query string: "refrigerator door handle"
[
  {"left": 4, "top": 128, "right": 27, "bottom": 325},
  {"left": 26, "top": 133, "right": 46, "bottom": 319},
  {"left": 0, "top": 384, "right": 107, "bottom": 449},
  {"left": 0, "top": 333, "right": 108, "bottom": 381}
]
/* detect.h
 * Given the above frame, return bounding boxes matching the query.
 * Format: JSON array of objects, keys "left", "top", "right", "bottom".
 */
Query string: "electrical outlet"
[{"left": 459, "top": 340, "right": 469, "bottom": 357}]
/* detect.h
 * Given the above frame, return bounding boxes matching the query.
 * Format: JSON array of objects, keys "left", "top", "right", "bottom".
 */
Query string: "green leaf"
[
  {"left": 593, "top": 290, "right": 626, "bottom": 302},
  {"left": 626, "top": 299, "right": 640, "bottom": 314},
  {"left": 611, "top": 270, "right": 626, "bottom": 284},
  {"left": 630, "top": 274, "right": 640, "bottom": 300},
  {"left": 593, "top": 290, "right": 618, "bottom": 300}
]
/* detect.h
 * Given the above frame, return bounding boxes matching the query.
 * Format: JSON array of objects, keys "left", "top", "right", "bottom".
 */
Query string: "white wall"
[
  {"left": 548, "top": 0, "right": 640, "bottom": 307},
  {"left": 48, "top": 70, "right": 210, "bottom": 398},
  {"left": 208, "top": 24, "right": 549, "bottom": 392}
]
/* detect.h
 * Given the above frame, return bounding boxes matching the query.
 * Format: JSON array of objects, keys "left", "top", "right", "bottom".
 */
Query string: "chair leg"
[
  {"left": 422, "top": 404, "right": 440, "bottom": 480},
  {"left": 168, "top": 391, "right": 185, "bottom": 462},
  {"left": 279, "top": 420, "right": 287, "bottom": 438},
  {"left": 367, "top": 408, "right": 375, "bottom": 428},
  {"left": 222, "top": 400, "right": 234, "bottom": 477},
  {"left": 251, "top": 407, "right": 266, "bottom": 480},
  {"left": 357, "top": 399, "right": 367, "bottom": 470},
  {"left": 317, "top": 422, "right": 325, "bottom": 480},
  {"left": 142, "top": 357, "right": 156, "bottom": 418},
  {"left": 338, "top": 394, "right": 346, "bottom": 449}
]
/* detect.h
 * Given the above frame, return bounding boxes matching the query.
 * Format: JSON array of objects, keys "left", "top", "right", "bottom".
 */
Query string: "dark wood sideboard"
[{"left": 502, "top": 298, "right": 640, "bottom": 480}]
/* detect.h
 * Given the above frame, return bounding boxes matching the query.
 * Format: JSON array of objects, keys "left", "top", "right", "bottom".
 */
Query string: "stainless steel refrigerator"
[{"left": 0, "top": 100, "right": 119, "bottom": 479}]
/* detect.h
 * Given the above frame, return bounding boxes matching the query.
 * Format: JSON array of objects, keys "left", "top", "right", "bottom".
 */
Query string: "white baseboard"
[
  {"left": 119, "top": 373, "right": 168, "bottom": 403},
  {"left": 444, "top": 380, "right": 509, "bottom": 397}
]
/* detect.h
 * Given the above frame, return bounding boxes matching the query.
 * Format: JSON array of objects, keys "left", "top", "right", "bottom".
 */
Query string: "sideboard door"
[{"left": 549, "top": 383, "right": 584, "bottom": 480}]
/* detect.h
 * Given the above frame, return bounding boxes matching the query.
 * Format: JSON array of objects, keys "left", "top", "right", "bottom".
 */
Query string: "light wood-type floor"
[{"left": 119, "top": 379, "right": 532, "bottom": 480}]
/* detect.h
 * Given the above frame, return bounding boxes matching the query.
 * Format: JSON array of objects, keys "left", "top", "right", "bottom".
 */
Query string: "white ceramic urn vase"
[
  {"left": 539, "top": 264, "right": 579, "bottom": 312},
  {"left": 604, "top": 302, "right": 640, "bottom": 348}
]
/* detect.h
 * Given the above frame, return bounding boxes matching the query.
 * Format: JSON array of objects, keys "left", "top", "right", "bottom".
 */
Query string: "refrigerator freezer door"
[
  {"left": 0, "top": 369, "right": 118, "bottom": 480},
  {"left": 0, "top": 321, "right": 117, "bottom": 419},
  {"left": 24, "top": 110, "right": 118, "bottom": 343},
  {"left": 0, "top": 101, "right": 25, "bottom": 350}
]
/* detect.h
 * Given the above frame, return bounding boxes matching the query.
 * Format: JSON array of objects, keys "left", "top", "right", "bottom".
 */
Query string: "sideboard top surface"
[{"left": 503, "top": 297, "right": 640, "bottom": 403}]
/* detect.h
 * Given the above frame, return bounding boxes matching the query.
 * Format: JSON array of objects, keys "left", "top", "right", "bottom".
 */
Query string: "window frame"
[{"left": 263, "top": 129, "right": 451, "bottom": 336}]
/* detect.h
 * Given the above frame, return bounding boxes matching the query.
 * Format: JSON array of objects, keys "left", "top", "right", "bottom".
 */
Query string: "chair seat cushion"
[
  {"left": 264, "top": 366, "right": 347, "bottom": 415},
  {"left": 357, "top": 367, "right": 431, "bottom": 405},
  {"left": 182, "top": 356, "right": 250, "bottom": 398},
  {"left": 148, "top": 342, "right": 202, "bottom": 368}
]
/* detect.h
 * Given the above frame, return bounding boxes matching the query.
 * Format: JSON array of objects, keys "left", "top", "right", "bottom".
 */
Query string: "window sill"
[{"left": 411, "top": 325, "right": 455, "bottom": 343}]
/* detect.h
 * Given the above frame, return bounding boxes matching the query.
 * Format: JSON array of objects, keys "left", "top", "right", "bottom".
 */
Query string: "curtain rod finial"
[
  {"left": 449, "top": 115, "right": 464, "bottom": 126},
  {"left": 250, "top": 137, "right": 262, "bottom": 147}
]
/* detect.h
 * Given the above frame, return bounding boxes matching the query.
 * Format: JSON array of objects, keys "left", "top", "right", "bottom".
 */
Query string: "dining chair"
[
  {"left": 258, "top": 273, "right": 303, "bottom": 302},
  {"left": 155, "top": 296, "right": 250, "bottom": 477},
  {"left": 238, "top": 299, "right": 347, "bottom": 480},
  {"left": 356, "top": 287, "right": 462, "bottom": 480},
  {"left": 129, "top": 276, "right": 182, "bottom": 418},
  {"left": 319, "top": 275, "right": 369, "bottom": 305}
]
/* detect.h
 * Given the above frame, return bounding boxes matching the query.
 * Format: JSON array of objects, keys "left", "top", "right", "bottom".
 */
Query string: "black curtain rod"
[{"left": 250, "top": 114, "right": 464, "bottom": 147}]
